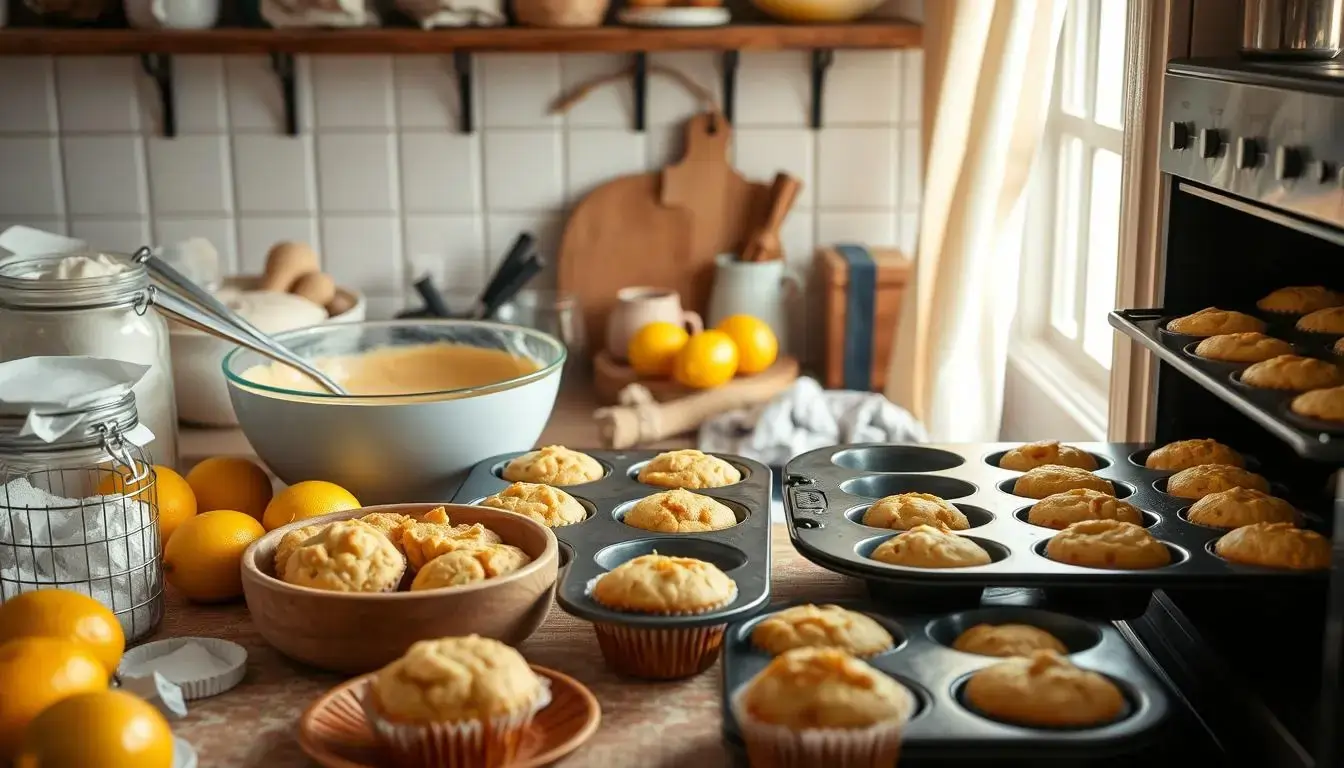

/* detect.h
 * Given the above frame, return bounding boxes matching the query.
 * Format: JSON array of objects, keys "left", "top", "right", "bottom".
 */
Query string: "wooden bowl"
[{"left": 241, "top": 503, "right": 559, "bottom": 674}]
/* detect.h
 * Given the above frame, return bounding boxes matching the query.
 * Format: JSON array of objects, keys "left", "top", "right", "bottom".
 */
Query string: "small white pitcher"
[{"left": 706, "top": 254, "right": 804, "bottom": 354}]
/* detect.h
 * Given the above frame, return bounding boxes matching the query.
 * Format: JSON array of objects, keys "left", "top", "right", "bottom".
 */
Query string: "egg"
[{"left": 260, "top": 242, "right": 320, "bottom": 292}]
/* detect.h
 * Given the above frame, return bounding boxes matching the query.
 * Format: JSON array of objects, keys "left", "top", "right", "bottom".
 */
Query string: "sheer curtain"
[{"left": 885, "top": 0, "right": 1067, "bottom": 440}]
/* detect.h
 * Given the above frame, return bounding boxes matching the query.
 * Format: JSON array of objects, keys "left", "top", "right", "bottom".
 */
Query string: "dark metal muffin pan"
[
  {"left": 721, "top": 601, "right": 1170, "bottom": 758},
  {"left": 454, "top": 450, "right": 772, "bottom": 629}
]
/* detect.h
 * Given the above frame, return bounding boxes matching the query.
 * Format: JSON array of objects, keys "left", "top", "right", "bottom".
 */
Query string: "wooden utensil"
[{"left": 740, "top": 172, "right": 803, "bottom": 263}]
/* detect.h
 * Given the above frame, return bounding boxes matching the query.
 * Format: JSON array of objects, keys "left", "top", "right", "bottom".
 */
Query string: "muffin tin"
[
  {"left": 721, "top": 601, "right": 1171, "bottom": 759},
  {"left": 1110, "top": 308, "right": 1344, "bottom": 459},
  {"left": 454, "top": 450, "right": 772, "bottom": 630}
]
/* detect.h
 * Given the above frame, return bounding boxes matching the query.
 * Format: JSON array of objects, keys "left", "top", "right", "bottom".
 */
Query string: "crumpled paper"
[
  {"left": 0, "top": 225, "right": 86, "bottom": 264},
  {"left": 397, "top": 0, "right": 504, "bottom": 28},
  {"left": 262, "top": 0, "right": 376, "bottom": 28},
  {"left": 0, "top": 356, "right": 153, "bottom": 444}
]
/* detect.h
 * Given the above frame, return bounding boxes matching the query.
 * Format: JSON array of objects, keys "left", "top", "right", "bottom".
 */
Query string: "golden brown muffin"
[
  {"left": 869, "top": 524, "right": 992, "bottom": 568},
  {"left": 1258, "top": 285, "right": 1343, "bottom": 314},
  {"left": 998, "top": 441, "right": 1098, "bottom": 472},
  {"left": 1214, "top": 522, "right": 1331, "bottom": 570},
  {"left": 1144, "top": 439, "right": 1244, "bottom": 471},
  {"left": 862, "top": 493, "right": 969, "bottom": 531},
  {"left": 1186, "top": 487, "right": 1297, "bottom": 530},
  {"left": 502, "top": 445, "right": 604, "bottom": 486},
  {"left": 370, "top": 635, "right": 544, "bottom": 722},
  {"left": 1026, "top": 489, "right": 1143, "bottom": 530},
  {"left": 1194, "top": 332, "right": 1293, "bottom": 363},
  {"left": 592, "top": 554, "right": 736, "bottom": 615},
  {"left": 750, "top": 604, "right": 894, "bottom": 657},
  {"left": 637, "top": 449, "right": 741, "bottom": 489},
  {"left": 622, "top": 488, "right": 737, "bottom": 533},
  {"left": 410, "top": 544, "right": 532, "bottom": 591},
  {"left": 1297, "top": 306, "right": 1344, "bottom": 334},
  {"left": 478, "top": 482, "right": 586, "bottom": 528},
  {"left": 739, "top": 647, "right": 915, "bottom": 729},
  {"left": 964, "top": 650, "right": 1125, "bottom": 728},
  {"left": 1165, "top": 463, "right": 1269, "bottom": 499},
  {"left": 1045, "top": 520, "right": 1171, "bottom": 570},
  {"left": 282, "top": 520, "right": 406, "bottom": 592},
  {"left": 359, "top": 512, "right": 414, "bottom": 555},
  {"left": 273, "top": 522, "right": 330, "bottom": 575},
  {"left": 402, "top": 507, "right": 503, "bottom": 571},
  {"left": 1165, "top": 307, "right": 1265, "bottom": 336},
  {"left": 953, "top": 624, "right": 1067, "bottom": 658},
  {"left": 1291, "top": 385, "right": 1344, "bottom": 423},
  {"left": 1012, "top": 465, "right": 1115, "bottom": 499},
  {"left": 1335, "top": 337, "right": 1344, "bottom": 356},
  {"left": 1240, "top": 355, "right": 1344, "bottom": 391}
]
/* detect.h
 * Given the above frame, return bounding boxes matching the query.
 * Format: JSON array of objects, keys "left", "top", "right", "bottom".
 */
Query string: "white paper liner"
[
  {"left": 119, "top": 637, "right": 248, "bottom": 701},
  {"left": 730, "top": 686, "right": 908, "bottom": 768}
]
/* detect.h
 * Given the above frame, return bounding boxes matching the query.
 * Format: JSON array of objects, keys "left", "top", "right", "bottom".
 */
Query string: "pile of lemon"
[{"left": 627, "top": 314, "right": 779, "bottom": 389}]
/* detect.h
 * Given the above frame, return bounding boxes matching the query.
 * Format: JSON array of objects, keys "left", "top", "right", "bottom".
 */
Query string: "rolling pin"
[
  {"left": 594, "top": 357, "right": 800, "bottom": 449},
  {"left": 740, "top": 172, "right": 803, "bottom": 263}
]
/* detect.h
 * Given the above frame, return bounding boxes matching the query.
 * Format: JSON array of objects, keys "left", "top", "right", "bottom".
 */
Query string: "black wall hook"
[
  {"left": 633, "top": 52, "right": 649, "bottom": 133},
  {"left": 453, "top": 51, "right": 474, "bottom": 134},
  {"left": 269, "top": 53, "right": 299, "bottom": 137},
  {"left": 139, "top": 54, "right": 175, "bottom": 138},
  {"left": 721, "top": 50, "right": 740, "bottom": 125},
  {"left": 810, "top": 49, "right": 835, "bottom": 130}
]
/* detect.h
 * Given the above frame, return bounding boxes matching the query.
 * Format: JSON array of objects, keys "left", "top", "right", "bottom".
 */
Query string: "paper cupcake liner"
[
  {"left": 730, "top": 687, "right": 907, "bottom": 768},
  {"left": 593, "top": 622, "right": 727, "bottom": 679},
  {"left": 117, "top": 637, "right": 248, "bottom": 701}
]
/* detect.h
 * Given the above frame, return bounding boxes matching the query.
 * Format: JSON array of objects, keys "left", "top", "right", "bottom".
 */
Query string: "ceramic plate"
[
  {"left": 297, "top": 665, "right": 601, "bottom": 768},
  {"left": 618, "top": 7, "right": 731, "bottom": 26}
]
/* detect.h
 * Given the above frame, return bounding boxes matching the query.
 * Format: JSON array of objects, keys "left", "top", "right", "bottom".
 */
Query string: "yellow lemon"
[
  {"left": 673, "top": 330, "right": 740, "bottom": 389},
  {"left": 0, "top": 637, "right": 108, "bottom": 759},
  {"left": 162, "top": 510, "right": 265, "bottom": 603},
  {"left": 627, "top": 321, "right": 691, "bottom": 378},
  {"left": 716, "top": 314, "right": 779, "bottom": 375},
  {"left": 262, "top": 481, "right": 361, "bottom": 531},
  {"left": 96, "top": 464, "right": 196, "bottom": 550},
  {"left": 185, "top": 456, "right": 274, "bottom": 522},
  {"left": 0, "top": 589, "right": 124, "bottom": 675},
  {"left": 15, "top": 690, "right": 173, "bottom": 768}
]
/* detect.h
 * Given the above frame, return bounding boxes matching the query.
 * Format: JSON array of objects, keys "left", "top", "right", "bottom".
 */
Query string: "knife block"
[{"left": 821, "top": 245, "right": 912, "bottom": 393}]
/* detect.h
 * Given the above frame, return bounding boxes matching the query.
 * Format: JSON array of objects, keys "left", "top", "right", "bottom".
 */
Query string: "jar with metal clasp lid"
[{"left": 0, "top": 390, "right": 164, "bottom": 641}]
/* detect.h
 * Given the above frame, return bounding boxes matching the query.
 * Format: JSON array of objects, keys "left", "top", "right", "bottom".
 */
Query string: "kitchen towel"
[{"left": 698, "top": 376, "right": 927, "bottom": 467}]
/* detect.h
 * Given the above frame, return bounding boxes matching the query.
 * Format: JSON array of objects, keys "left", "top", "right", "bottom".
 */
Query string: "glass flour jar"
[{"left": 0, "top": 253, "right": 179, "bottom": 469}]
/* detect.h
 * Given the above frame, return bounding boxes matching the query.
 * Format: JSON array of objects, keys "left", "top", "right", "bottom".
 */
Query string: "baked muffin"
[
  {"left": 862, "top": 493, "right": 969, "bottom": 531},
  {"left": 1257, "top": 285, "right": 1342, "bottom": 315},
  {"left": 869, "top": 524, "right": 992, "bottom": 568},
  {"left": 1045, "top": 519, "right": 1171, "bottom": 570},
  {"left": 998, "top": 441, "right": 1098, "bottom": 471},
  {"left": 963, "top": 650, "right": 1125, "bottom": 728},
  {"left": 637, "top": 449, "right": 741, "bottom": 489},
  {"left": 732, "top": 648, "right": 914, "bottom": 768},
  {"left": 478, "top": 482, "right": 586, "bottom": 528},
  {"left": 1194, "top": 332, "right": 1293, "bottom": 363},
  {"left": 402, "top": 508, "right": 503, "bottom": 571},
  {"left": 1165, "top": 307, "right": 1265, "bottom": 336},
  {"left": 1026, "top": 489, "right": 1143, "bottom": 529},
  {"left": 1185, "top": 487, "right": 1297, "bottom": 529},
  {"left": 1012, "top": 465, "right": 1115, "bottom": 499},
  {"left": 410, "top": 544, "right": 532, "bottom": 591},
  {"left": 953, "top": 624, "right": 1067, "bottom": 657},
  {"left": 282, "top": 520, "right": 406, "bottom": 592},
  {"left": 359, "top": 511, "right": 414, "bottom": 555},
  {"left": 273, "top": 522, "right": 329, "bottom": 575},
  {"left": 1291, "top": 385, "right": 1344, "bottom": 423},
  {"left": 363, "top": 635, "right": 549, "bottom": 768},
  {"left": 1214, "top": 522, "right": 1331, "bottom": 570},
  {"left": 590, "top": 554, "right": 737, "bottom": 678},
  {"left": 1165, "top": 463, "right": 1269, "bottom": 499},
  {"left": 750, "top": 604, "right": 894, "bottom": 657},
  {"left": 502, "top": 445, "right": 604, "bottom": 486},
  {"left": 1297, "top": 306, "right": 1344, "bottom": 334},
  {"left": 1240, "top": 355, "right": 1343, "bottom": 391},
  {"left": 1335, "top": 337, "right": 1344, "bottom": 356},
  {"left": 1144, "top": 439, "right": 1244, "bottom": 471},
  {"left": 622, "top": 488, "right": 737, "bottom": 533}
]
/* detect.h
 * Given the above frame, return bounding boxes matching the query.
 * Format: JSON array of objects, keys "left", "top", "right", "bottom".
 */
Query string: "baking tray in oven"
[
  {"left": 1110, "top": 308, "right": 1344, "bottom": 460},
  {"left": 453, "top": 450, "right": 772, "bottom": 629}
]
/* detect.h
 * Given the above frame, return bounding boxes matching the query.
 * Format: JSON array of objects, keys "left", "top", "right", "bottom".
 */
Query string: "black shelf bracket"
[
  {"left": 453, "top": 50, "right": 474, "bottom": 134},
  {"left": 810, "top": 48, "right": 835, "bottom": 130},
  {"left": 269, "top": 53, "right": 299, "bottom": 137},
  {"left": 721, "top": 50, "right": 740, "bottom": 125},
  {"left": 139, "top": 54, "right": 175, "bottom": 138},
  {"left": 633, "top": 51, "right": 648, "bottom": 132}
]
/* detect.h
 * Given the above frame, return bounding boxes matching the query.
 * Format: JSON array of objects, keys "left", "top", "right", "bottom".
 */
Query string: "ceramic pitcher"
[
  {"left": 706, "top": 254, "right": 804, "bottom": 352},
  {"left": 604, "top": 286, "right": 703, "bottom": 361}
]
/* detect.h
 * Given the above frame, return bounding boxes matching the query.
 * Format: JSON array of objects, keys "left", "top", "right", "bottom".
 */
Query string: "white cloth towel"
[{"left": 698, "top": 377, "right": 927, "bottom": 467}]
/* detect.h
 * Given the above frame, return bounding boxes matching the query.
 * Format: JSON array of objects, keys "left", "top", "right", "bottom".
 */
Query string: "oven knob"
[
  {"left": 1236, "top": 137, "right": 1264, "bottom": 169},
  {"left": 1169, "top": 121, "right": 1193, "bottom": 151},
  {"left": 1275, "top": 146, "right": 1305, "bottom": 180},
  {"left": 1198, "top": 128, "right": 1224, "bottom": 158}
]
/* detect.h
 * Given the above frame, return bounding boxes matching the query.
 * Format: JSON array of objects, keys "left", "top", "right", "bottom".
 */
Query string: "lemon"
[
  {"left": 716, "top": 314, "right": 779, "bottom": 375},
  {"left": 186, "top": 456, "right": 274, "bottom": 522},
  {"left": 96, "top": 464, "right": 197, "bottom": 550},
  {"left": 162, "top": 510, "right": 266, "bottom": 603},
  {"left": 627, "top": 321, "right": 691, "bottom": 378},
  {"left": 262, "top": 481, "right": 361, "bottom": 531},
  {"left": 14, "top": 690, "right": 173, "bottom": 768},
  {"left": 0, "top": 637, "right": 108, "bottom": 758},
  {"left": 673, "top": 330, "right": 740, "bottom": 389},
  {"left": 0, "top": 589, "right": 124, "bottom": 675}
]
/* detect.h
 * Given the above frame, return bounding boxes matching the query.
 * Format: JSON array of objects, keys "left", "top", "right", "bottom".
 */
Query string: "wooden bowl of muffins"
[{"left": 241, "top": 503, "right": 559, "bottom": 674}]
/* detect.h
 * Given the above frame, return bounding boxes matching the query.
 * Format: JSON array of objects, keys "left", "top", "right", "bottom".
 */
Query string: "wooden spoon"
[{"left": 739, "top": 172, "right": 802, "bottom": 262}]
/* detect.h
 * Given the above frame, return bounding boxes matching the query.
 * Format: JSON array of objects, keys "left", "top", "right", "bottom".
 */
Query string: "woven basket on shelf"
[{"left": 512, "top": 0, "right": 609, "bottom": 27}]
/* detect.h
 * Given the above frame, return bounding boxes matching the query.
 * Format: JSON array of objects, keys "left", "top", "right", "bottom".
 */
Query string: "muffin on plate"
[
  {"left": 953, "top": 624, "right": 1067, "bottom": 658},
  {"left": 622, "top": 488, "right": 737, "bottom": 533},
  {"left": 1291, "top": 385, "right": 1344, "bottom": 423},
  {"left": 1045, "top": 519, "right": 1171, "bottom": 570},
  {"left": 1239, "top": 355, "right": 1343, "bottom": 391},
  {"left": 869, "top": 524, "right": 992, "bottom": 568},
  {"left": 751, "top": 604, "right": 894, "bottom": 657},
  {"left": 1144, "top": 439, "right": 1244, "bottom": 471},
  {"left": 637, "top": 449, "right": 741, "bottom": 489},
  {"left": 502, "top": 445, "right": 604, "bottom": 486},
  {"left": 1185, "top": 487, "right": 1297, "bottom": 530},
  {"left": 1214, "top": 522, "right": 1331, "bottom": 570},
  {"left": 590, "top": 554, "right": 737, "bottom": 678},
  {"left": 731, "top": 647, "right": 915, "bottom": 768},
  {"left": 1012, "top": 465, "right": 1115, "bottom": 499},
  {"left": 282, "top": 520, "right": 406, "bottom": 593},
  {"left": 1165, "top": 307, "right": 1265, "bottom": 336},
  {"left": 862, "top": 493, "right": 969, "bottom": 531},
  {"left": 1257, "top": 286, "right": 1343, "bottom": 315},
  {"left": 1194, "top": 332, "right": 1293, "bottom": 363},
  {"left": 273, "top": 521, "right": 330, "bottom": 575},
  {"left": 410, "top": 545, "right": 533, "bottom": 591},
  {"left": 964, "top": 650, "right": 1125, "bottom": 728},
  {"left": 1297, "top": 306, "right": 1344, "bottom": 334},
  {"left": 402, "top": 508, "right": 503, "bottom": 571},
  {"left": 478, "top": 482, "right": 586, "bottom": 528},
  {"left": 1026, "top": 489, "right": 1143, "bottom": 530},
  {"left": 1165, "top": 464, "right": 1269, "bottom": 499},
  {"left": 998, "top": 441, "right": 1098, "bottom": 471},
  {"left": 363, "top": 635, "right": 550, "bottom": 768}
]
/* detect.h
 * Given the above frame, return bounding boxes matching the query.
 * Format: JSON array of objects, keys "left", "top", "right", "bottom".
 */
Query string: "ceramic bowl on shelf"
[
  {"left": 750, "top": 0, "right": 883, "bottom": 23},
  {"left": 241, "top": 504, "right": 560, "bottom": 675}
]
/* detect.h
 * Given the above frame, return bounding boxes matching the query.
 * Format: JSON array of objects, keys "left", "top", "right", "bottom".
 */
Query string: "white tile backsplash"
[
  {"left": 316, "top": 133, "right": 398, "bottom": 213},
  {"left": 0, "top": 138, "right": 64, "bottom": 218},
  {"left": 233, "top": 134, "right": 317, "bottom": 214},
  {"left": 393, "top": 56, "right": 464, "bottom": 131},
  {"left": 902, "top": 50, "right": 923, "bottom": 127},
  {"left": 403, "top": 214, "right": 488, "bottom": 290},
  {"left": 147, "top": 135, "right": 233, "bottom": 215},
  {"left": 237, "top": 216, "right": 321, "bottom": 273},
  {"left": 69, "top": 219, "right": 151, "bottom": 253},
  {"left": 160, "top": 57, "right": 228, "bottom": 134},
  {"left": 321, "top": 216, "right": 402, "bottom": 293},
  {"left": 826, "top": 51, "right": 901, "bottom": 125},
  {"left": 55, "top": 57, "right": 141, "bottom": 133},
  {"left": 817, "top": 128, "right": 898, "bottom": 209},
  {"left": 735, "top": 52, "right": 810, "bottom": 128},
  {"left": 566, "top": 129, "right": 646, "bottom": 202},
  {"left": 399, "top": 132, "right": 481, "bottom": 213},
  {"left": 154, "top": 217, "right": 238, "bottom": 271},
  {"left": 481, "top": 54, "right": 562, "bottom": 129},
  {"left": 312, "top": 56, "right": 396, "bottom": 130},
  {"left": 732, "top": 128, "right": 815, "bottom": 209},
  {"left": 900, "top": 126, "right": 922, "bottom": 211},
  {"left": 483, "top": 130, "right": 564, "bottom": 212},
  {"left": 647, "top": 52, "right": 722, "bottom": 127},
  {"left": 817, "top": 211, "right": 898, "bottom": 247},
  {"left": 0, "top": 58, "right": 58, "bottom": 134},
  {"left": 62, "top": 135, "right": 148, "bottom": 217},
  {"left": 560, "top": 54, "right": 635, "bottom": 128},
  {"left": 226, "top": 55, "right": 313, "bottom": 133}
]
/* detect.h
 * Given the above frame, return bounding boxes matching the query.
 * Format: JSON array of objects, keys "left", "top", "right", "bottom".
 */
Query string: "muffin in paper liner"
[
  {"left": 730, "top": 685, "right": 907, "bottom": 768},
  {"left": 585, "top": 571, "right": 737, "bottom": 679}
]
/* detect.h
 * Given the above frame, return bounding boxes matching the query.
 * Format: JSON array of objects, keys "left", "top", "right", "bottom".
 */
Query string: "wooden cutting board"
[
  {"left": 558, "top": 113, "right": 769, "bottom": 358},
  {"left": 592, "top": 349, "right": 800, "bottom": 405}
]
